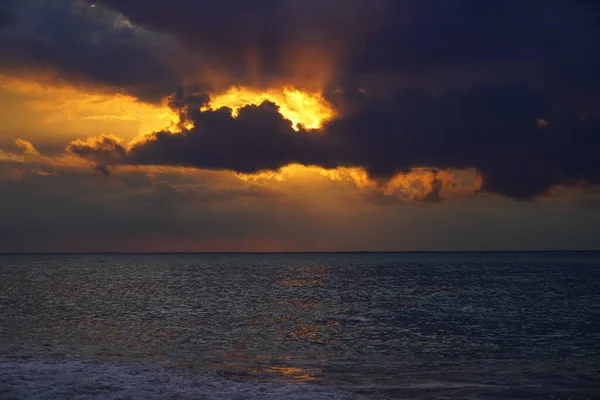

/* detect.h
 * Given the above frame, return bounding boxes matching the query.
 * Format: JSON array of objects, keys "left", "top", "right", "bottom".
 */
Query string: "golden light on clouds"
[
  {"left": 0, "top": 74, "right": 481, "bottom": 203},
  {"left": 236, "top": 164, "right": 374, "bottom": 191},
  {"left": 0, "top": 150, "right": 23, "bottom": 163},
  {"left": 0, "top": 74, "right": 182, "bottom": 139},
  {"left": 384, "top": 168, "right": 483, "bottom": 201},
  {"left": 202, "top": 86, "right": 336, "bottom": 130},
  {"left": 13, "top": 138, "right": 40, "bottom": 155},
  {"left": 1, "top": 74, "right": 336, "bottom": 139},
  {"left": 237, "top": 164, "right": 482, "bottom": 202}
]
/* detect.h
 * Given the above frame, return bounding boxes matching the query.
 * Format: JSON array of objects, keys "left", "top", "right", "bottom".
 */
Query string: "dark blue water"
[{"left": 1, "top": 252, "right": 599, "bottom": 399}]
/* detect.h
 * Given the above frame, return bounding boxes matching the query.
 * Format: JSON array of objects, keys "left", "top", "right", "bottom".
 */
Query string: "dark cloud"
[
  {"left": 67, "top": 135, "right": 127, "bottom": 166},
  {"left": 0, "top": 0, "right": 592, "bottom": 102},
  {"left": 354, "top": 1, "right": 598, "bottom": 71},
  {"left": 2, "top": 0, "right": 599, "bottom": 105},
  {"left": 128, "top": 101, "right": 322, "bottom": 173},
  {"left": 93, "top": 164, "right": 112, "bottom": 177},
  {"left": 71, "top": 83, "right": 600, "bottom": 200},
  {"left": 0, "top": 7, "right": 16, "bottom": 29},
  {"left": 2, "top": 165, "right": 600, "bottom": 252},
  {"left": 93, "top": 0, "right": 383, "bottom": 89},
  {"left": 90, "top": 1, "right": 600, "bottom": 100},
  {"left": 0, "top": 0, "right": 182, "bottom": 102},
  {"left": 2, "top": 0, "right": 600, "bottom": 203},
  {"left": 0, "top": 165, "right": 343, "bottom": 252},
  {"left": 122, "top": 180, "right": 280, "bottom": 213}
]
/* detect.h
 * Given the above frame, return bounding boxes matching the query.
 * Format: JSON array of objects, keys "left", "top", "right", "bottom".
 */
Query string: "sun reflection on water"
[{"left": 212, "top": 354, "right": 326, "bottom": 385}]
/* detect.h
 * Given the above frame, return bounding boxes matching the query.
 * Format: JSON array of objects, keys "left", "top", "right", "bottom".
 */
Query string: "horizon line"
[{"left": 1, "top": 250, "right": 599, "bottom": 256}]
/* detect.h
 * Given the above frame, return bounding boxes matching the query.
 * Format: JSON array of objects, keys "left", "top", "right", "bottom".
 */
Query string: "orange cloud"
[
  {"left": 203, "top": 86, "right": 336, "bottom": 130},
  {"left": 383, "top": 168, "right": 483, "bottom": 202},
  {"left": 235, "top": 165, "right": 482, "bottom": 202},
  {"left": 13, "top": 139, "right": 39, "bottom": 155},
  {"left": 0, "top": 75, "right": 495, "bottom": 204},
  {"left": 66, "top": 134, "right": 127, "bottom": 168},
  {"left": 0, "top": 74, "right": 182, "bottom": 139}
]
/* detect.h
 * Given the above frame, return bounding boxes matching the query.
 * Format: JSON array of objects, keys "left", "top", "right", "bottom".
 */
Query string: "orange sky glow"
[
  {"left": 0, "top": 72, "right": 484, "bottom": 204},
  {"left": 202, "top": 86, "right": 336, "bottom": 130}
]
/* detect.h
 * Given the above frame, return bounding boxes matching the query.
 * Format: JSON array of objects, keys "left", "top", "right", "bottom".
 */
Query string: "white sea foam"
[{"left": 0, "top": 358, "right": 367, "bottom": 400}]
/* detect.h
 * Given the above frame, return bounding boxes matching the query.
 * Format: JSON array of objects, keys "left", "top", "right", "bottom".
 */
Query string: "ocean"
[{"left": 0, "top": 252, "right": 599, "bottom": 399}]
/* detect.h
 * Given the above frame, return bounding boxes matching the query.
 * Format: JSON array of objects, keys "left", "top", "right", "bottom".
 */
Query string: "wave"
[{"left": 0, "top": 358, "right": 368, "bottom": 400}]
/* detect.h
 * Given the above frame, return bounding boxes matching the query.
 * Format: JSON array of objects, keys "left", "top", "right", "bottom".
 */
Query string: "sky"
[{"left": 1, "top": 0, "right": 600, "bottom": 252}]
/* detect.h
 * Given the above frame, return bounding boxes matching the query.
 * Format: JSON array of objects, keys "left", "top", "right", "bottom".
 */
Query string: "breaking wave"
[{"left": 0, "top": 358, "right": 367, "bottom": 400}]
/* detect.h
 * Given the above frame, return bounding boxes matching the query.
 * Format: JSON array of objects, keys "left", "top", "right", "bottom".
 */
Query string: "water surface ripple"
[{"left": 1, "top": 252, "right": 599, "bottom": 399}]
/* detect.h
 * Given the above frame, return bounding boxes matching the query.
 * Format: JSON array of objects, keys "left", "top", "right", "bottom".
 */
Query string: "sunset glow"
[
  {"left": 2, "top": 0, "right": 599, "bottom": 254},
  {"left": 2, "top": 7, "right": 600, "bottom": 393},
  {"left": 203, "top": 86, "right": 336, "bottom": 130},
  {"left": 0, "top": 75, "right": 183, "bottom": 139}
]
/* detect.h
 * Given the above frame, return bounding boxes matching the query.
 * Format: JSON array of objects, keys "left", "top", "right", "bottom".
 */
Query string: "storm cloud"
[
  {"left": 3, "top": 1, "right": 599, "bottom": 100},
  {"left": 0, "top": 0, "right": 182, "bottom": 102},
  {"left": 90, "top": 0, "right": 600, "bottom": 101},
  {"left": 0, "top": 8, "right": 15, "bottom": 29},
  {"left": 66, "top": 83, "right": 598, "bottom": 200},
  {"left": 3, "top": 0, "right": 600, "bottom": 201}
]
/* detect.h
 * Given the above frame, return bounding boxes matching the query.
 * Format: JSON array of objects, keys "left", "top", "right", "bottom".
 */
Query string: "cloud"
[
  {"left": 382, "top": 169, "right": 482, "bottom": 203},
  {"left": 122, "top": 180, "right": 281, "bottom": 212},
  {"left": 89, "top": 1, "right": 600, "bottom": 100},
  {"left": 68, "top": 83, "right": 600, "bottom": 200},
  {"left": 13, "top": 139, "right": 39, "bottom": 155},
  {"left": 2, "top": 0, "right": 600, "bottom": 252},
  {"left": 93, "top": 0, "right": 382, "bottom": 89},
  {"left": 93, "top": 164, "right": 111, "bottom": 177},
  {"left": 66, "top": 134, "right": 127, "bottom": 167},
  {"left": 3, "top": 1, "right": 600, "bottom": 202},
  {"left": 0, "top": 5, "right": 16, "bottom": 29},
  {"left": 1, "top": 0, "right": 597, "bottom": 106},
  {"left": 2, "top": 165, "right": 600, "bottom": 252},
  {"left": 0, "top": 0, "right": 182, "bottom": 103},
  {"left": 0, "top": 164, "right": 334, "bottom": 252}
]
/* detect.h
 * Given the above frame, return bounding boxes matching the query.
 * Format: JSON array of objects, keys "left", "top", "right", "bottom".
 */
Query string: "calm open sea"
[{"left": 1, "top": 252, "right": 599, "bottom": 399}]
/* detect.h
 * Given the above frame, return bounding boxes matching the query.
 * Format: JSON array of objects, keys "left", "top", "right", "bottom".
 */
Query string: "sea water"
[{"left": 1, "top": 252, "right": 599, "bottom": 399}]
